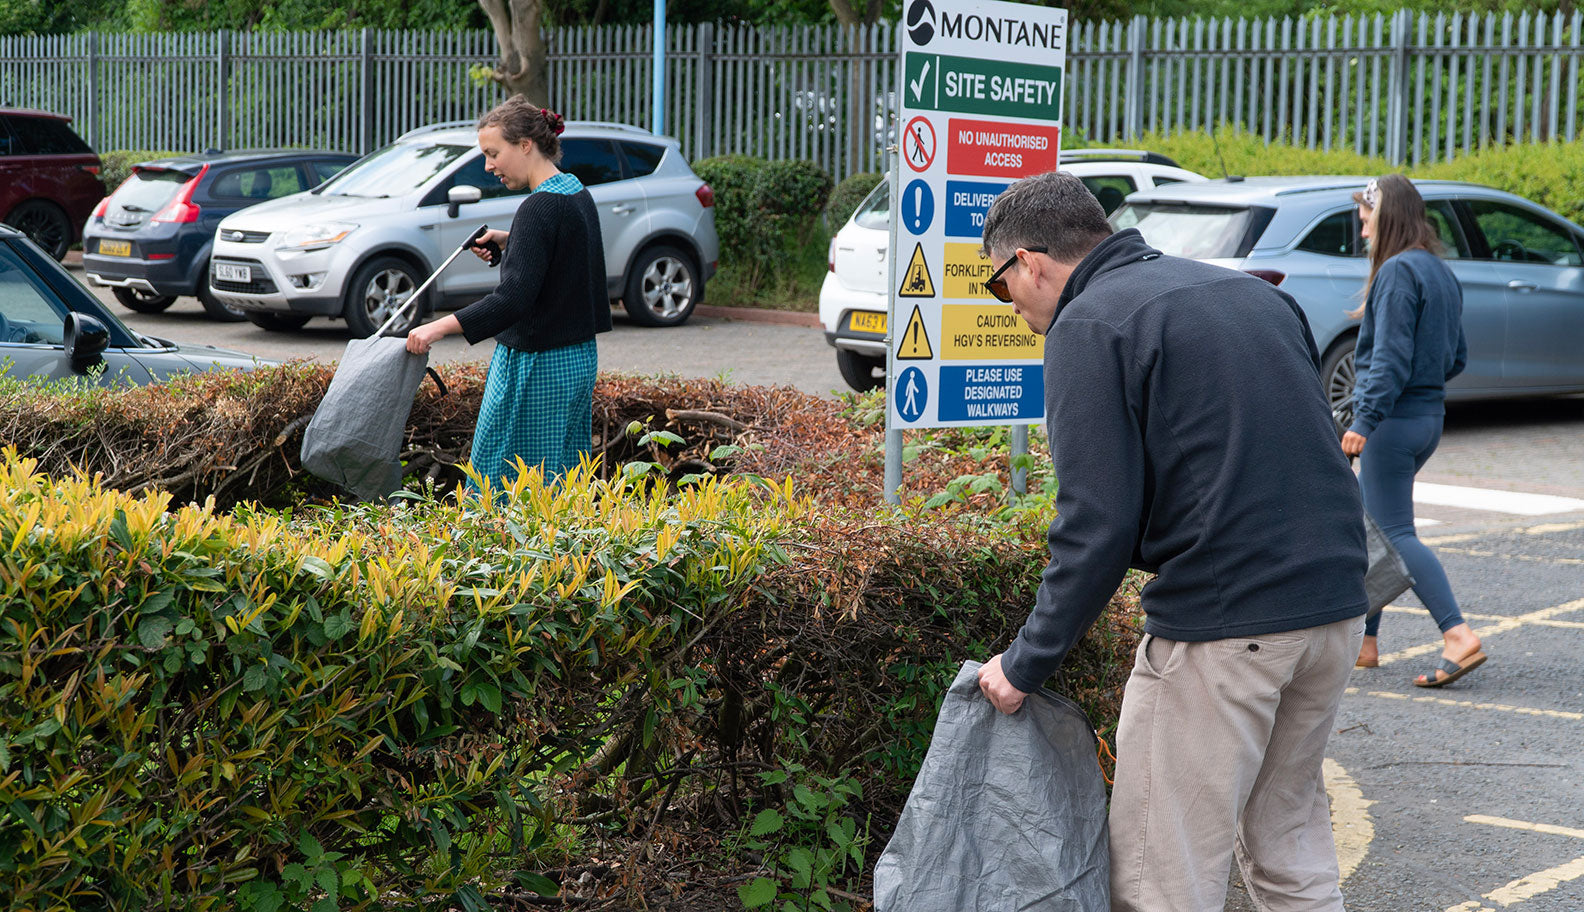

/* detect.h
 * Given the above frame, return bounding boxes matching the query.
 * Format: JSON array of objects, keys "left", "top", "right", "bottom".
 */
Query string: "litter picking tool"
[
  {"left": 300, "top": 224, "right": 497, "bottom": 500},
  {"left": 374, "top": 224, "right": 500, "bottom": 337}
]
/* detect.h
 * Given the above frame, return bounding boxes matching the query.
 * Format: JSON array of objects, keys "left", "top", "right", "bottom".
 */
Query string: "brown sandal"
[{"left": 1415, "top": 651, "right": 1487, "bottom": 688}]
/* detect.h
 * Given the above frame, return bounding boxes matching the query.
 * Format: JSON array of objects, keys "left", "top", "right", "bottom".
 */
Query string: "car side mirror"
[
  {"left": 447, "top": 185, "right": 482, "bottom": 219},
  {"left": 64, "top": 311, "right": 110, "bottom": 371}
]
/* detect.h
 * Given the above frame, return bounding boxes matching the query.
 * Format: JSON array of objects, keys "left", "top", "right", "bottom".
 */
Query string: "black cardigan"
[{"left": 454, "top": 187, "right": 612, "bottom": 352}]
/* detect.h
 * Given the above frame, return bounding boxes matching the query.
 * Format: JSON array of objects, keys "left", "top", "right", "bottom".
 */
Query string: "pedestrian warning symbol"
[
  {"left": 898, "top": 243, "right": 935, "bottom": 297},
  {"left": 896, "top": 305, "right": 934, "bottom": 360}
]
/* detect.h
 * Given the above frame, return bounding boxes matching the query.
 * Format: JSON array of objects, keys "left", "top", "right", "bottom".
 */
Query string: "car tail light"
[
  {"left": 828, "top": 239, "right": 836, "bottom": 272},
  {"left": 1245, "top": 269, "right": 1286, "bottom": 286},
  {"left": 695, "top": 183, "right": 715, "bottom": 208},
  {"left": 91, "top": 197, "right": 110, "bottom": 219},
  {"left": 150, "top": 164, "right": 209, "bottom": 224},
  {"left": 80, "top": 164, "right": 101, "bottom": 176}
]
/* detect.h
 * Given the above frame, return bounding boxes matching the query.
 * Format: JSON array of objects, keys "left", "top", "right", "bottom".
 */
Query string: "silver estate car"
[
  {"left": 1113, "top": 177, "right": 1584, "bottom": 427},
  {"left": 208, "top": 121, "right": 719, "bottom": 335}
]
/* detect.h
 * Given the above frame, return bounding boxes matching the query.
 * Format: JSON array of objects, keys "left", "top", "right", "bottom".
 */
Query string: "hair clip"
[{"left": 1363, "top": 178, "right": 1379, "bottom": 209}]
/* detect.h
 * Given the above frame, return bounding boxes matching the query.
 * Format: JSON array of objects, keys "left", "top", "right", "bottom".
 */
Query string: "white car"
[{"left": 819, "top": 150, "right": 1205, "bottom": 391}]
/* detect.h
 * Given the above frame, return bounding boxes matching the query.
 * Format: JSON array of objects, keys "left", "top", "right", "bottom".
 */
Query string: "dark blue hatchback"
[{"left": 82, "top": 150, "right": 355, "bottom": 321}]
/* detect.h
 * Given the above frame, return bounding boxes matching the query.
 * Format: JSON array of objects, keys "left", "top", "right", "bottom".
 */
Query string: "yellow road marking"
[
  {"left": 1422, "top": 519, "right": 1584, "bottom": 546},
  {"left": 1324, "top": 759, "right": 1372, "bottom": 883},
  {"left": 1466, "top": 815, "right": 1584, "bottom": 841},
  {"left": 1378, "top": 597, "right": 1584, "bottom": 667},
  {"left": 1344, "top": 688, "right": 1583, "bottom": 721},
  {"left": 1437, "top": 547, "right": 1584, "bottom": 566},
  {"left": 1441, "top": 817, "right": 1584, "bottom": 911}
]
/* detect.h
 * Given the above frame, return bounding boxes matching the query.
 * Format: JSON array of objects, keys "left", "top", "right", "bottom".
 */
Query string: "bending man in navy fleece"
[
  {"left": 406, "top": 96, "right": 611, "bottom": 491},
  {"left": 973, "top": 172, "right": 1369, "bottom": 912}
]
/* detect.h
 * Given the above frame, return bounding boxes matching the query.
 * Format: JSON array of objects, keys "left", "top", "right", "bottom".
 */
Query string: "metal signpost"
[{"left": 884, "top": 0, "right": 1068, "bottom": 504}]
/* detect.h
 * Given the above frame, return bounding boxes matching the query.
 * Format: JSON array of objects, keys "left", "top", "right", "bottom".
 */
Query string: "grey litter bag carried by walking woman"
[
  {"left": 300, "top": 336, "right": 433, "bottom": 502},
  {"left": 873, "top": 661, "right": 1110, "bottom": 912},
  {"left": 1364, "top": 512, "right": 1415, "bottom": 617}
]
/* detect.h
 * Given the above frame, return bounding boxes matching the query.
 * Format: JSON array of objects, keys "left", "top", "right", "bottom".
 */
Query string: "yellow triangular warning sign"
[
  {"left": 896, "top": 305, "right": 933, "bottom": 360},
  {"left": 897, "top": 242, "right": 935, "bottom": 298}
]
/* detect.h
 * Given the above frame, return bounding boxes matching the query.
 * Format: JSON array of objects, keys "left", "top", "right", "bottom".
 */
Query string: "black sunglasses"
[{"left": 983, "top": 246, "right": 1048, "bottom": 303}]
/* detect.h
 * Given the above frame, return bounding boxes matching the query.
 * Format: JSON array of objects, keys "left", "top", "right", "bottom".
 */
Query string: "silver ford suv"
[{"left": 208, "top": 121, "right": 719, "bottom": 335}]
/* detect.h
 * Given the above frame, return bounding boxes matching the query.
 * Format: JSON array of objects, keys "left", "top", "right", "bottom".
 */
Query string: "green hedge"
[
  {"left": 0, "top": 449, "right": 1140, "bottom": 910},
  {"left": 98, "top": 150, "right": 190, "bottom": 192},
  {"left": 694, "top": 155, "right": 833, "bottom": 299},
  {"left": 827, "top": 171, "right": 883, "bottom": 228},
  {"left": 1111, "top": 129, "right": 1584, "bottom": 224}
]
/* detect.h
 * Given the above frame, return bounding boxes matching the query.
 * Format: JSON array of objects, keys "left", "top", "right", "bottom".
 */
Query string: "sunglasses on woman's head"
[{"left": 983, "top": 246, "right": 1048, "bottom": 303}]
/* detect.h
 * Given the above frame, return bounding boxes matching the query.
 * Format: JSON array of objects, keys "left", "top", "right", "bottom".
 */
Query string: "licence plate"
[
  {"left": 99, "top": 239, "right": 131, "bottom": 257},
  {"left": 214, "top": 263, "right": 251, "bottom": 282},
  {"left": 848, "top": 311, "right": 887, "bottom": 334}
]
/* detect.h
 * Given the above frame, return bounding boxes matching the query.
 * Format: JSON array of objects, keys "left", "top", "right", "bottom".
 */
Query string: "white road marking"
[
  {"left": 1376, "top": 597, "right": 1584, "bottom": 667},
  {"left": 1414, "top": 482, "right": 1584, "bottom": 516}
]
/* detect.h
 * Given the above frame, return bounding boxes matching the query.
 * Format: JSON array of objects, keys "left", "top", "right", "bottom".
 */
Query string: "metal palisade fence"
[{"left": 3, "top": 11, "right": 1584, "bottom": 183}]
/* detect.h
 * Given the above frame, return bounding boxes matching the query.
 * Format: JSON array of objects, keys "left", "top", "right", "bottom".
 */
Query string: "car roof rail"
[
  {"left": 1059, "top": 148, "right": 1182, "bottom": 168},
  {"left": 569, "top": 120, "right": 654, "bottom": 135},
  {"left": 395, "top": 120, "right": 478, "bottom": 142}
]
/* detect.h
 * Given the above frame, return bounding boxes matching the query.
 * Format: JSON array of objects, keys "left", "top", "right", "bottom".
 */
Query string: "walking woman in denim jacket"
[{"left": 1345, "top": 175, "right": 1485, "bottom": 687}]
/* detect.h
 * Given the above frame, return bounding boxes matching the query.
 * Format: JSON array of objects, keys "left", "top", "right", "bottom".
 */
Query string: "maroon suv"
[{"left": 0, "top": 109, "right": 106, "bottom": 260}]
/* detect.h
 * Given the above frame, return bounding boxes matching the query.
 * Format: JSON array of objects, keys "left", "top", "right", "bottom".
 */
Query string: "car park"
[
  {"left": 1111, "top": 177, "right": 1584, "bottom": 427},
  {"left": 82, "top": 150, "right": 357, "bottom": 322},
  {"left": 207, "top": 121, "right": 720, "bottom": 336},
  {"left": 0, "top": 224, "right": 264, "bottom": 384},
  {"left": 819, "top": 150, "right": 1206, "bottom": 391},
  {"left": 0, "top": 108, "right": 106, "bottom": 261}
]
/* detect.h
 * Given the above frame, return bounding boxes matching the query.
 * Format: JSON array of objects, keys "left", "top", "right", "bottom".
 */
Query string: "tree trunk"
[
  {"left": 476, "top": 0, "right": 550, "bottom": 106},
  {"left": 829, "top": 0, "right": 885, "bottom": 26}
]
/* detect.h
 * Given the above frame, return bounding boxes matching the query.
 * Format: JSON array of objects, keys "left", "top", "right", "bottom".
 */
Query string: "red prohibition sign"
[{"left": 903, "top": 116, "right": 936, "bottom": 172}]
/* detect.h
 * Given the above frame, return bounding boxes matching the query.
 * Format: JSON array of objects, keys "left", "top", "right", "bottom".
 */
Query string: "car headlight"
[{"left": 280, "top": 222, "right": 358, "bottom": 251}]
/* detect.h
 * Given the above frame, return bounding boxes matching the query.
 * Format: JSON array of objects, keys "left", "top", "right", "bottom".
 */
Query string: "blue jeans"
[{"left": 1358, "top": 414, "right": 1464, "bottom": 637}]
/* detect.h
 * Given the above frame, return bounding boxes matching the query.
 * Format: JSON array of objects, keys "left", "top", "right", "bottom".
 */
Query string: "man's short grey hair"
[{"left": 980, "top": 171, "right": 1113, "bottom": 263}]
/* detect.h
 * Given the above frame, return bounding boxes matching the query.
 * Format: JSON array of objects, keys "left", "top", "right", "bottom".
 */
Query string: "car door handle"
[
  {"left": 1507, "top": 280, "right": 1538, "bottom": 292},
  {"left": 610, "top": 205, "right": 637, "bottom": 215}
]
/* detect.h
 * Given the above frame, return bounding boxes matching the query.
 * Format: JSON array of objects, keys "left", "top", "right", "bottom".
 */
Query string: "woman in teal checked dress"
[{"left": 406, "top": 96, "right": 611, "bottom": 491}]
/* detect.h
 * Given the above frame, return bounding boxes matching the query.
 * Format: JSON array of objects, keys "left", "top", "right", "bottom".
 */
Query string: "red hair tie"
[{"left": 541, "top": 108, "right": 565, "bottom": 135}]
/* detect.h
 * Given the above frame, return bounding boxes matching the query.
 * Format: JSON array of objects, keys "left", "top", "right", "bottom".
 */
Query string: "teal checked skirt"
[{"left": 469, "top": 338, "right": 598, "bottom": 492}]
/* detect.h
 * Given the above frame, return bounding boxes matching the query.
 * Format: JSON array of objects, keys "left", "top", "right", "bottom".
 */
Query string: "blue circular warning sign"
[
  {"left": 901, "top": 179, "right": 935, "bottom": 235},
  {"left": 895, "top": 366, "right": 928, "bottom": 423}
]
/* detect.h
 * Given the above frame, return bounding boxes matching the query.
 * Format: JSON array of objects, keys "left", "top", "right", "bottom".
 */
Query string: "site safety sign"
[{"left": 889, "top": 0, "right": 1065, "bottom": 429}]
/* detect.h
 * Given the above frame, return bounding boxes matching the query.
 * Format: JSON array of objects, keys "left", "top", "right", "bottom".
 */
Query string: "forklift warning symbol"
[
  {"left": 897, "top": 243, "right": 935, "bottom": 297},
  {"left": 896, "top": 305, "right": 934, "bottom": 360}
]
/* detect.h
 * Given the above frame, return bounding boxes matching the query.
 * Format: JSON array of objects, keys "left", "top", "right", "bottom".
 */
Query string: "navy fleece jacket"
[
  {"left": 1000, "top": 230, "right": 1369, "bottom": 695},
  {"left": 1347, "top": 248, "right": 1467, "bottom": 438}
]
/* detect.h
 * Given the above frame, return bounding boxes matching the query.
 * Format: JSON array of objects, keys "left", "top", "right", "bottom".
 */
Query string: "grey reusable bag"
[
  {"left": 873, "top": 661, "right": 1110, "bottom": 912},
  {"left": 300, "top": 336, "right": 431, "bottom": 502},
  {"left": 1364, "top": 512, "right": 1415, "bottom": 617}
]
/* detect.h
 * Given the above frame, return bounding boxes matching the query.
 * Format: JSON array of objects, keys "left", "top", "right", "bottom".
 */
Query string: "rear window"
[
  {"left": 1111, "top": 202, "right": 1264, "bottom": 259},
  {"left": 619, "top": 141, "right": 666, "bottom": 177},
  {"left": 560, "top": 139, "right": 625, "bottom": 186},
  {"left": 853, "top": 180, "right": 889, "bottom": 230},
  {"left": 211, "top": 165, "right": 304, "bottom": 200},
  {"left": 109, "top": 169, "right": 191, "bottom": 213},
  {"left": 5, "top": 116, "right": 92, "bottom": 155}
]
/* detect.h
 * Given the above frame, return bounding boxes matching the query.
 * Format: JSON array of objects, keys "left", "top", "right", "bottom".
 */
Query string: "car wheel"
[
  {"left": 244, "top": 312, "right": 313, "bottom": 332},
  {"left": 343, "top": 256, "right": 423, "bottom": 338},
  {"left": 836, "top": 348, "right": 885, "bottom": 392},
  {"left": 112, "top": 286, "right": 177, "bottom": 313},
  {"left": 5, "top": 200, "right": 72, "bottom": 260},
  {"left": 623, "top": 245, "right": 698, "bottom": 327},
  {"left": 198, "top": 263, "right": 248, "bottom": 322},
  {"left": 1320, "top": 336, "right": 1357, "bottom": 438}
]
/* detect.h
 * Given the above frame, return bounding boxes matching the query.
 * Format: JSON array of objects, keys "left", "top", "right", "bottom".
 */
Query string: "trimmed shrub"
[
  {"left": 1418, "top": 140, "right": 1584, "bottom": 225},
  {"left": 827, "top": 171, "right": 883, "bottom": 228},
  {"left": 0, "top": 450, "right": 1140, "bottom": 909},
  {"left": 98, "top": 149, "right": 190, "bottom": 192},
  {"left": 693, "top": 155, "right": 833, "bottom": 298}
]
